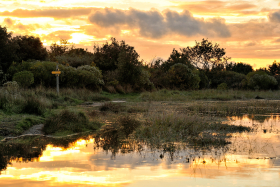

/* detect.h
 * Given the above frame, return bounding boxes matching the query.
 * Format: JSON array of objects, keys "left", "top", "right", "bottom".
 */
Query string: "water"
[{"left": 0, "top": 115, "right": 280, "bottom": 186}]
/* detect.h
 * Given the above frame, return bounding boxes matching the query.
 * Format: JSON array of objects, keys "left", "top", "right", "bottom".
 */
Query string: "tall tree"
[
  {"left": 181, "top": 38, "right": 230, "bottom": 70},
  {"left": 268, "top": 61, "right": 280, "bottom": 76},
  {"left": 0, "top": 26, "right": 18, "bottom": 73},
  {"left": 13, "top": 35, "right": 48, "bottom": 62},
  {"left": 226, "top": 62, "right": 253, "bottom": 75},
  {"left": 93, "top": 37, "right": 140, "bottom": 72}
]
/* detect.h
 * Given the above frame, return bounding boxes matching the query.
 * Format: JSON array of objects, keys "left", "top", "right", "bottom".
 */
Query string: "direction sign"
[{"left": 52, "top": 71, "right": 61, "bottom": 75}]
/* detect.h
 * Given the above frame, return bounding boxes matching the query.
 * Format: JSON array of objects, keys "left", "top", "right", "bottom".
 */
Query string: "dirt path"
[{"left": 22, "top": 124, "right": 44, "bottom": 135}]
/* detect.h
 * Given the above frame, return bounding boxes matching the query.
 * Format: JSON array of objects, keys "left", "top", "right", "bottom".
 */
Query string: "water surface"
[{"left": 1, "top": 115, "right": 280, "bottom": 187}]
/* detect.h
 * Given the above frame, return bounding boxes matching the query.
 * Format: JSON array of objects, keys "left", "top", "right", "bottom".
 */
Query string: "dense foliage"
[{"left": 1, "top": 25, "right": 280, "bottom": 91}]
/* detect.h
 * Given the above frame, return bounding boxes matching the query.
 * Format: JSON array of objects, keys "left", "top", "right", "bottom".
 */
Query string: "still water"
[{"left": 0, "top": 115, "right": 280, "bottom": 187}]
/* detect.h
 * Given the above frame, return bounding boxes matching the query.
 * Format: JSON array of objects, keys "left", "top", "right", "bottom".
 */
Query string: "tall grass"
[
  {"left": 134, "top": 112, "right": 250, "bottom": 147},
  {"left": 184, "top": 100, "right": 280, "bottom": 116},
  {"left": 140, "top": 89, "right": 280, "bottom": 101},
  {"left": 43, "top": 109, "right": 102, "bottom": 135}
]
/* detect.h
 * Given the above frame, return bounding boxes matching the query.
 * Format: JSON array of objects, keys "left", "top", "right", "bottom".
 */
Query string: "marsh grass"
[
  {"left": 185, "top": 100, "right": 280, "bottom": 116},
  {"left": 134, "top": 112, "right": 251, "bottom": 147},
  {"left": 99, "top": 102, "right": 126, "bottom": 113},
  {"left": 43, "top": 109, "right": 102, "bottom": 135},
  {"left": 140, "top": 89, "right": 280, "bottom": 101}
]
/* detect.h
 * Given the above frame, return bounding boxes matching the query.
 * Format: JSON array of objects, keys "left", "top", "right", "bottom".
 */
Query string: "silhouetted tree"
[
  {"left": 13, "top": 35, "right": 48, "bottom": 62},
  {"left": 161, "top": 49, "right": 192, "bottom": 72},
  {"left": 181, "top": 38, "right": 230, "bottom": 70},
  {"left": 0, "top": 26, "right": 18, "bottom": 73},
  {"left": 268, "top": 61, "right": 280, "bottom": 76},
  {"left": 226, "top": 62, "right": 253, "bottom": 75},
  {"left": 93, "top": 38, "right": 139, "bottom": 72}
]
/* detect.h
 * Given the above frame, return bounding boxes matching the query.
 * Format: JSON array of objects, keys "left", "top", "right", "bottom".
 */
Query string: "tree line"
[{"left": 1, "top": 25, "right": 280, "bottom": 92}]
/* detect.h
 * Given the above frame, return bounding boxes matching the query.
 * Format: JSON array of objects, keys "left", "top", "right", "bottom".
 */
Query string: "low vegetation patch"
[
  {"left": 134, "top": 113, "right": 251, "bottom": 147},
  {"left": 99, "top": 102, "right": 126, "bottom": 113},
  {"left": 43, "top": 109, "right": 103, "bottom": 135}
]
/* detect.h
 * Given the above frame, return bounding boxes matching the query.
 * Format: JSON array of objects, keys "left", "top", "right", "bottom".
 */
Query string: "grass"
[
  {"left": 184, "top": 100, "right": 280, "bottom": 116},
  {"left": 15, "top": 116, "right": 44, "bottom": 134},
  {"left": 140, "top": 89, "right": 280, "bottom": 101},
  {"left": 134, "top": 112, "right": 251, "bottom": 147},
  {"left": 43, "top": 109, "right": 103, "bottom": 135}
]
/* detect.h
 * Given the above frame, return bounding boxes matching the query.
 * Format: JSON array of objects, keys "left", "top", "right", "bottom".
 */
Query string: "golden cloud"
[
  {"left": 172, "top": 0, "right": 262, "bottom": 16},
  {"left": 0, "top": 7, "right": 96, "bottom": 19}
]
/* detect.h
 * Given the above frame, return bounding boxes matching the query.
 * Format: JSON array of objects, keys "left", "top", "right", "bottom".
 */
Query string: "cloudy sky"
[{"left": 1, "top": 0, "right": 280, "bottom": 68}]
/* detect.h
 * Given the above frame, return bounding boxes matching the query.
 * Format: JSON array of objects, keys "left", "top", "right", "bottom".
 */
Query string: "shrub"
[
  {"left": 248, "top": 74, "right": 278, "bottom": 90},
  {"left": 20, "top": 96, "right": 46, "bottom": 115},
  {"left": 217, "top": 83, "right": 228, "bottom": 90},
  {"left": 3, "top": 81, "right": 19, "bottom": 94},
  {"left": 12, "top": 71, "right": 34, "bottom": 88},
  {"left": 167, "top": 63, "right": 200, "bottom": 90},
  {"left": 116, "top": 116, "right": 141, "bottom": 137},
  {"left": 43, "top": 110, "right": 99, "bottom": 135},
  {"left": 208, "top": 70, "right": 246, "bottom": 89},
  {"left": 8, "top": 61, "right": 104, "bottom": 90},
  {"left": 55, "top": 54, "right": 95, "bottom": 68}
]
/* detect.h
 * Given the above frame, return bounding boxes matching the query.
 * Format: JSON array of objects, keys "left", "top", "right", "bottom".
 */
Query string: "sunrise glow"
[{"left": 0, "top": 0, "right": 280, "bottom": 68}]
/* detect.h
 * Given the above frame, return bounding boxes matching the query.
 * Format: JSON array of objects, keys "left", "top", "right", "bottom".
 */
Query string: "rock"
[{"left": 255, "top": 96, "right": 264, "bottom": 99}]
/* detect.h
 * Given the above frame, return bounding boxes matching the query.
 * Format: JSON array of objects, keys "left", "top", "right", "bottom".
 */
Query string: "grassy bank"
[{"left": 2, "top": 88, "right": 278, "bottom": 141}]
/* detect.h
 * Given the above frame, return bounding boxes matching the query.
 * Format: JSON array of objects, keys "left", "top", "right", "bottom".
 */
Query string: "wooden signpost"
[{"left": 52, "top": 65, "right": 61, "bottom": 95}]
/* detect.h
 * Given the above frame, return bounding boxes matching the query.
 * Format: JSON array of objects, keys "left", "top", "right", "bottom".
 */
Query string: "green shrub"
[
  {"left": 43, "top": 110, "right": 100, "bottom": 135},
  {"left": 55, "top": 54, "right": 94, "bottom": 68},
  {"left": 8, "top": 61, "right": 104, "bottom": 90},
  {"left": 3, "top": 81, "right": 19, "bottom": 94},
  {"left": 248, "top": 74, "right": 278, "bottom": 90},
  {"left": 217, "top": 83, "right": 228, "bottom": 90},
  {"left": 208, "top": 71, "right": 246, "bottom": 89},
  {"left": 20, "top": 96, "right": 46, "bottom": 115},
  {"left": 116, "top": 116, "right": 141, "bottom": 137},
  {"left": 168, "top": 63, "right": 200, "bottom": 90},
  {"left": 12, "top": 71, "right": 34, "bottom": 88}
]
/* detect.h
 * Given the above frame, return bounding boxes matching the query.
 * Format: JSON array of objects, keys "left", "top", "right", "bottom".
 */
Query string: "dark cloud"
[
  {"left": 0, "top": 7, "right": 96, "bottom": 18},
  {"left": 88, "top": 8, "right": 231, "bottom": 39},
  {"left": 268, "top": 10, "right": 280, "bottom": 22}
]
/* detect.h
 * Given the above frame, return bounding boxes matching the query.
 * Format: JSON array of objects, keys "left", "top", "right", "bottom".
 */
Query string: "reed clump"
[
  {"left": 134, "top": 112, "right": 251, "bottom": 147},
  {"left": 43, "top": 109, "right": 102, "bottom": 135}
]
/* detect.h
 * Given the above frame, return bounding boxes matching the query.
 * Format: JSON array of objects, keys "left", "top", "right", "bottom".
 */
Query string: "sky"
[{"left": 1, "top": 0, "right": 280, "bottom": 69}]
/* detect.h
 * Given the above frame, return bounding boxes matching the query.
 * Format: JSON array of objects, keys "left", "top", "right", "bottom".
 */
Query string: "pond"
[{"left": 0, "top": 114, "right": 280, "bottom": 187}]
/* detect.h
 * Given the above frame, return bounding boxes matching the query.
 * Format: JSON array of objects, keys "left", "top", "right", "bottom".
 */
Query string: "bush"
[
  {"left": 117, "top": 51, "right": 153, "bottom": 90},
  {"left": 217, "top": 83, "right": 228, "bottom": 90},
  {"left": 117, "top": 116, "right": 141, "bottom": 137},
  {"left": 167, "top": 63, "right": 200, "bottom": 90},
  {"left": 208, "top": 70, "right": 246, "bottom": 89},
  {"left": 55, "top": 54, "right": 94, "bottom": 68},
  {"left": 12, "top": 71, "right": 34, "bottom": 88},
  {"left": 8, "top": 61, "right": 104, "bottom": 90},
  {"left": 43, "top": 110, "right": 99, "bottom": 135},
  {"left": 20, "top": 96, "right": 46, "bottom": 115},
  {"left": 248, "top": 74, "right": 278, "bottom": 90},
  {"left": 3, "top": 81, "right": 19, "bottom": 94}
]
